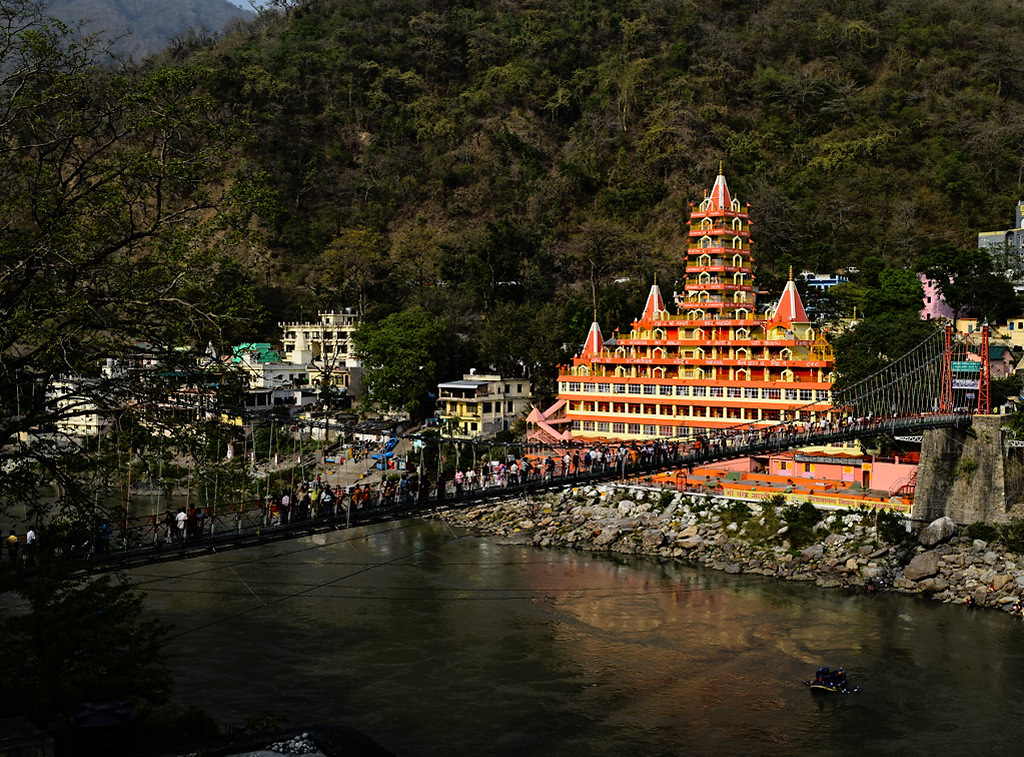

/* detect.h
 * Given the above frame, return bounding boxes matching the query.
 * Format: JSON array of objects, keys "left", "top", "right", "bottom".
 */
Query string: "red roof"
[
  {"left": 581, "top": 320, "right": 604, "bottom": 357},
  {"left": 640, "top": 283, "right": 665, "bottom": 321},
  {"left": 706, "top": 170, "right": 732, "bottom": 212},
  {"left": 770, "top": 279, "right": 808, "bottom": 327}
]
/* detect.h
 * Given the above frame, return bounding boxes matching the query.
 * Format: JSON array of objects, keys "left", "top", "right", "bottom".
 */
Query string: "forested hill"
[
  {"left": 46, "top": 0, "right": 253, "bottom": 59},
  {"left": 181, "top": 0, "right": 1024, "bottom": 387}
]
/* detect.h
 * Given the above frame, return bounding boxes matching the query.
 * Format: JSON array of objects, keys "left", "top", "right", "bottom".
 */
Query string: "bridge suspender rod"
[
  {"left": 940, "top": 324, "right": 954, "bottom": 413},
  {"left": 978, "top": 325, "right": 990, "bottom": 414}
]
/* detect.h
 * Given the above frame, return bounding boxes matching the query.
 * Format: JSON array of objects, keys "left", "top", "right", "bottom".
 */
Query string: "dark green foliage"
[
  {"left": 0, "top": 568, "right": 172, "bottom": 729},
  {"left": 353, "top": 306, "right": 452, "bottom": 419},
  {"left": 919, "top": 244, "right": 1018, "bottom": 328},
  {"left": 875, "top": 508, "right": 913, "bottom": 547},
  {"left": 1000, "top": 518, "right": 1024, "bottom": 554},
  {"left": 719, "top": 501, "right": 752, "bottom": 526},
  {"left": 782, "top": 501, "right": 822, "bottom": 547},
  {"left": 161, "top": 0, "right": 1024, "bottom": 385},
  {"left": 967, "top": 521, "right": 1000, "bottom": 544},
  {"left": 991, "top": 373, "right": 1023, "bottom": 408}
]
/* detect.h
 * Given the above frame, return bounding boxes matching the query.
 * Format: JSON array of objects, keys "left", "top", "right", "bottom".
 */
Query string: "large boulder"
[
  {"left": 801, "top": 543, "right": 824, "bottom": 561},
  {"left": 918, "top": 516, "right": 957, "bottom": 547},
  {"left": 904, "top": 549, "right": 941, "bottom": 581}
]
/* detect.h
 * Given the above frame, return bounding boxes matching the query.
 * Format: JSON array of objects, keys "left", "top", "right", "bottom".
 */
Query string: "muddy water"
[{"left": 134, "top": 519, "right": 1024, "bottom": 756}]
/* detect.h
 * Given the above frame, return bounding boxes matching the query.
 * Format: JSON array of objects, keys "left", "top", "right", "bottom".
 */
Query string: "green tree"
[
  {"left": 0, "top": 568, "right": 172, "bottom": 729},
  {"left": 0, "top": 0, "right": 246, "bottom": 523},
  {"left": 919, "top": 244, "right": 1016, "bottom": 330},
  {"left": 353, "top": 306, "right": 450, "bottom": 419}
]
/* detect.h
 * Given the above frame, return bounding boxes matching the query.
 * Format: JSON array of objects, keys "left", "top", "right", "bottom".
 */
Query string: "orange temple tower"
[{"left": 540, "top": 168, "right": 834, "bottom": 443}]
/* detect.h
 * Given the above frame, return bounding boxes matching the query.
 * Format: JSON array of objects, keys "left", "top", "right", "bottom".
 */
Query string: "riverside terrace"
[{"left": 4, "top": 412, "right": 973, "bottom": 574}]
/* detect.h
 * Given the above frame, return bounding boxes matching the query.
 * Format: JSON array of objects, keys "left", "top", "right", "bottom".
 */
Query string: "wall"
[{"left": 913, "top": 415, "right": 1024, "bottom": 524}]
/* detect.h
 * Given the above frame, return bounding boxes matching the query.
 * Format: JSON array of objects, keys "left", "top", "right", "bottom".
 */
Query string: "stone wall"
[{"left": 913, "top": 415, "right": 1024, "bottom": 524}]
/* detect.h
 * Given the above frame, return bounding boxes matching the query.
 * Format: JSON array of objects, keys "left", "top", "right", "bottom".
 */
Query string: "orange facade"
[{"left": 557, "top": 170, "right": 834, "bottom": 441}]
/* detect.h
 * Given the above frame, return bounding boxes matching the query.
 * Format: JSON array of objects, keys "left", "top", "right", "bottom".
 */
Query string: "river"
[{"left": 134, "top": 518, "right": 1024, "bottom": 756}]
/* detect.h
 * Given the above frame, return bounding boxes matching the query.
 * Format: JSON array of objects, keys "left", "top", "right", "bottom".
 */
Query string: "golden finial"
[
  {"left": 653, "top": 272, "right": 658, "bottom": 286},
  {"left": 788, "top": 266, "right": 793, "bottom": 281},
  {"left": 719, "top": 160, "right": 723, "bottom": 175},
  {"left": 593, "top": 308, "right": 597, "bottom": 321}
]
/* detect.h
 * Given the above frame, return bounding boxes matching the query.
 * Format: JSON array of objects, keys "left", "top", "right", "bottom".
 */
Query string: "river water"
[{"left": 134, "top": 518, "right": 1024, "bottom": 756}]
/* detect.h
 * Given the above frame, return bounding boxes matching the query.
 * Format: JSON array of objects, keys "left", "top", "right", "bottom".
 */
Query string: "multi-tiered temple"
[{"left": 534, "top": 169, "right": 834, "bottom": 443}]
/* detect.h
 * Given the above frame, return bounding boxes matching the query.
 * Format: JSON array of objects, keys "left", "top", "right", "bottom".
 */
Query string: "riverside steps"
[{"left": 39, "top": 411, "right": 974, "bottom": 574}]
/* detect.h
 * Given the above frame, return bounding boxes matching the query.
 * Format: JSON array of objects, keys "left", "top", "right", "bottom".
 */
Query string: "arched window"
[
  {"left": 699, "top": 253, "right": 712, "bottom": 266},
  {"left": 780, "top": 348, "right": 793, "bottom": 360},
  {"left": 732, "top": 218, "right": 742, "bottom": 230},
  {"left": 736, "top": 348, "right": 750, "bottom": 360},
  {"left": 700, "top": 236, "right": 712, "bottom": 248},
  {"left": 736, "top": 368, "right": 751, "bottom": 381},
  {"left": 699, "top": 271, "right": 711, "bottom": 284},
  {"left": 732, "top": 236, "right": 743, "bottom": 248},
  {"left": 781, "top": 369, "right": 795, "bottom": 382},
  {"left": 736, "top": 327, "right": 749, "bottom": 339},
  {"left": 735, "top": 308, "right": 749, "bottom": 320},
  {"left": 732, "top": 254, "right": 743, "bottom": 267},
  {"left": 653, "top": 328, "right": 666, "bottom": 339},
  {"left": 701, "top": 217, "right": 712, "bottom": 229}
]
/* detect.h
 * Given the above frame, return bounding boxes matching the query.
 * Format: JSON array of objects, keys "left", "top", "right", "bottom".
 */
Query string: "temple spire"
[
  {"left": 581, "top": 317, "right": 604, "bottom": 357},
  {"left": 640, "top": 280, "right": 666, "bottom": 322},
  {"left": 707, "top": 168, "right": 732, "bottom": 212},
  {"left": 770, "top": 278, "right": 809, "bottom": 327}
]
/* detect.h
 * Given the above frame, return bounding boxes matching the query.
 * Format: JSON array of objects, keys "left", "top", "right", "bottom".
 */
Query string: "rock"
[
  {"left": 845, "top": 558, "right": 860, "bottom": 572},
  {"left": 641, "top": 529, "right": 665, "bottom": 550},
  {"left": 776, "top": 525, "right": 789, "bottom": 536},
  {"left": 999, "top": 595, "right": 1018, "bottom": 605},
  {"left": 984, "top": 551, "right": 1000, "bottom": 565},
  {"left": 679, "top": 524, "right": 699, "bottom": 538},
  {"left": 919, "top": 516, "right": 957, "bottom": 547},
  {"left": 893, "top": 577, "right": 917, "bottom": 590},
  {"left": 594, "top": 528, "right": 620, "bottom": 546},
  {"left": 992, "top": 574, "right": 1013, "bottom": 591},
  {"left": 972, "top": 587, "right": 989, "bottom": 605},
  {"left": 801, "top": 543, "right": 824, "bottom": 560},
  {"left": 904, "top": 550, "right": 941, "bottom": 581},
  {"left": 918, "top": 577, "right": 949, "bottom": 594},
  {"left": 973, "top": 539, "right": 989, "bottom": 551},
  {"left": 677, "top": 536, "right": 702, "bottom": 549}
]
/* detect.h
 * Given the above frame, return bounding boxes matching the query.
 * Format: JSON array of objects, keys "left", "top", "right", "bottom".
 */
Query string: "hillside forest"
[{"left": 14, "top": 0, "right": 1024, "bottom": 411}]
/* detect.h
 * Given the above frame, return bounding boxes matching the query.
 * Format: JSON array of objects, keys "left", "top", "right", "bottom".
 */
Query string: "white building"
[
  {"left": 435, "top": 372, "right": 532, "bottom": 439},
  {"left": 278, "top": 310, "right": 363, "bottom": 396}
]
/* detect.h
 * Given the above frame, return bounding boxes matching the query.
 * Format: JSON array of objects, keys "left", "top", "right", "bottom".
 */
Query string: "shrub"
[
  {"left": 1000, "top": 518, "right": 1024, "bottom": 554},
  {"left": 782, "top": 501, "right": 821, "bottom": 547},
  {"left": 719, "top": 500, "right": 752, "bottom": 526},
  {"left": 967, "top": 521, "right": 1000, "bottom": 543},
  {"left": 875, "top": 508, "right": 913, "bottom": 546}
]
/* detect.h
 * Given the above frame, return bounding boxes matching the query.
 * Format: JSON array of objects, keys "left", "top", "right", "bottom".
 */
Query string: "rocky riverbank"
[{"left": 438, "top": 484, "right": 1024, "bottom": 613}]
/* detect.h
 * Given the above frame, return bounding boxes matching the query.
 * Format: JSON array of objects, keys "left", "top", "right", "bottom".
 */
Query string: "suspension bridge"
[{"left": 18, "top": 325, "right": 995, "bottom": 572}]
